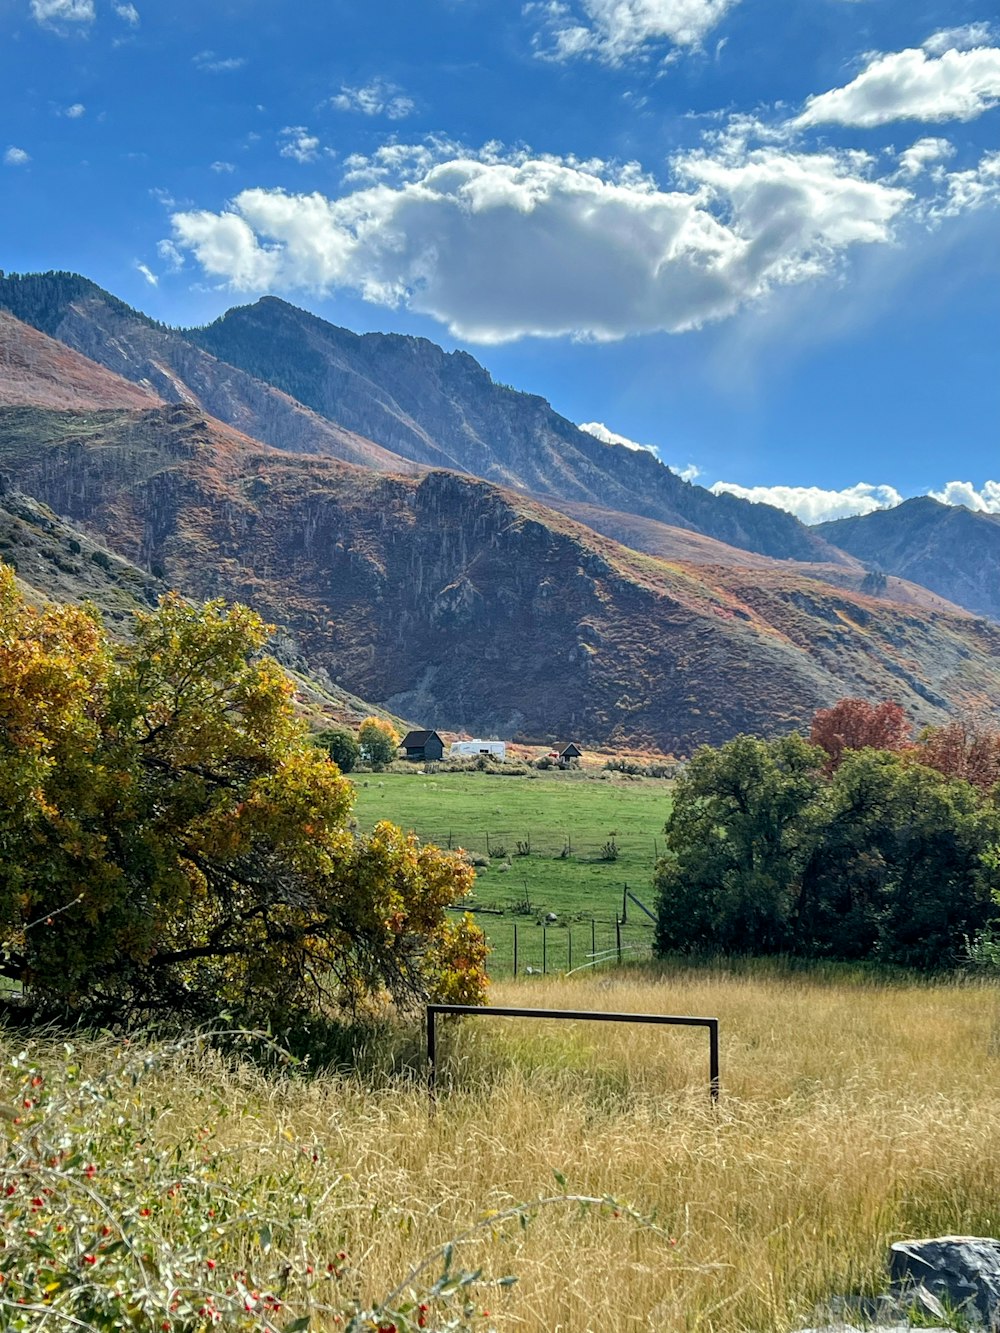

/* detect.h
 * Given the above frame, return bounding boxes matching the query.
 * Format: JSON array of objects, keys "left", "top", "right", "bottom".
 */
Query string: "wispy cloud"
[
  {"left": 278, "top": 127, "right": 322, "bottom": 164},
  {"left": 332, "top": 78, "right": 414, "bottom": 120},
  {"left": 529, "top": 0, "right": 739, "bottom": 66},
  {"left": 210, "top": 160, "right": 236, "bottom": 173},
  {"left": 62, "top": 102, "right": 86, "bottom": 118},
  {"left": 134, "top": 260, "right": 158, "bottom": 287},
  {"left": 4, "top": 146, "right": 31, "bottom": 166},
  {"left": 193, "top": 50, "right": 246, "bottom": 73},
  {"left": 897, "top": 136, "right": 953, "bottom": 177},
  {"left": 30, "top": 0, "right": 94, "bottom": 27},
  {"left": 114, "top": 2, "right": 140, "bottom": 22}
]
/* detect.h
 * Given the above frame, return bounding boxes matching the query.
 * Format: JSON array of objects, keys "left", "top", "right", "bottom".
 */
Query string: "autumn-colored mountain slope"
[
  {"left": 0, "top": 271, "right": 421, "bottom": 475},
  {"left": 0, "top": 271, "right": 848, "bottom": 565},
  {"left": 541, "top": 494, "right": 964, "bottom": 617},
  {"left": 2, "top": 401, "right": 998, "bottom": 752},
  {"left": 817, "top": 498, "right": 1000, "bottom": 623},
  {"left": 0, "top": 309, "right": 160, "bottom": 411}
]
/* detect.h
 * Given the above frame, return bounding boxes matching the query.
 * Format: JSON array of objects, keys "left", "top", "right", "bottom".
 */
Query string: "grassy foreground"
[{"left": 3, "top": 964, "right": 1000, "bottom": 1332}]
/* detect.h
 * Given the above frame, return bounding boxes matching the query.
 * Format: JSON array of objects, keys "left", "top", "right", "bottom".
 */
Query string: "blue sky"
[{"left": 2, "top": 0, "right": 999, "bottom": 522}]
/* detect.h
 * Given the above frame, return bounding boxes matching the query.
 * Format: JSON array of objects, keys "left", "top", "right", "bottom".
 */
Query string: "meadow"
[
  {"left": 5, "top": 963, "right": 999, "bottom": 1333},
  {"left": 349, "top": 770, "right": 673, "bottom": 973}
]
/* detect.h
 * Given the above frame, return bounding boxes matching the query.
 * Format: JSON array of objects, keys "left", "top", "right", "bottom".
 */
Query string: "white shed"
[{"left": 449, "top": 739, "right": 507, "bottom": 759}]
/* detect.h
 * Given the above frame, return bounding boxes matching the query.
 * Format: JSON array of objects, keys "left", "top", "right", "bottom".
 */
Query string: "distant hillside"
[
  {"left": 0, "top": 271, "right": 421, "bottom": 474},
  {"left": 817, "top": 498, "right": 1000, "bottom": 622},
  {"left": 0, "top": 271, "right": 849, "bottom": 566},
  {"left": 2, "top": 400, "right": 998, "bottom": 752}
]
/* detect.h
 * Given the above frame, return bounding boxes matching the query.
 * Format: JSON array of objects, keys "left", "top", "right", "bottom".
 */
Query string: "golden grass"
[{"left": 6, "top": 965, "right": 1000, "bottom": 1332}]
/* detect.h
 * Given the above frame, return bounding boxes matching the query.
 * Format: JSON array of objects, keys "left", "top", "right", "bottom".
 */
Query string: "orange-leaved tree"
[
  {"left": 914, "top": 718, "right": 1000, "bottom": 792},
  {"left": 0, "top": 566, "right": 487, "bottom": 1022},
  {"left": 809, "top": 698, "right": 911, "bottom": 771}
]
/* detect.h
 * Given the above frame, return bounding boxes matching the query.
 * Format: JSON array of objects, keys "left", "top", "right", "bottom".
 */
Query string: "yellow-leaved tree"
[{"left": 0, "top": 566, "right": 487, "bottom": 1022}]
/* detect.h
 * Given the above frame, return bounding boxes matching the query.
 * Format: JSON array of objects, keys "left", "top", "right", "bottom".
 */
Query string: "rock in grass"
[{"left": 889, "top": 1236, "right": 1000, "bottom": 1329}]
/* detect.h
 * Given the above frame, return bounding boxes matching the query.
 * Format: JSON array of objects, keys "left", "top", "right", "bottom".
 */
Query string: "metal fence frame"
[{"left": 426, "top": 1004, "right": 720, "bottom": 1104}]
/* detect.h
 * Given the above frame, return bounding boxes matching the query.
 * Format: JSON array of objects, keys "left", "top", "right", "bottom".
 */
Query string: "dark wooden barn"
[{"left": 400, "top": 729, "right": 445, "bottom": 762}]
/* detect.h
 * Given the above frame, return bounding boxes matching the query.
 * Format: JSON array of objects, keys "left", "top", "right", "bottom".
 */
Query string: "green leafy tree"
[
  {"left": 655, "top": 734, "right": 1000, "bottom": 968},
  {"left": 0, "top": 568, "right": 487, "bottom": 1021},
  {"left": 314, "top": 725, "right": 360, "bottom": 774},
  {"left": 358, "top": 716, "right": 399, "bottom": 771},
  {"left": 655, "top": 734, "right": 824, "bottom": 955}
]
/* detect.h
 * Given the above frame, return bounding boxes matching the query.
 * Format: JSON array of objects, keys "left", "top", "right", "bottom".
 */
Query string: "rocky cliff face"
[
  {"left": 3, "top": 400, "right": 999, "bottom": 752},
  {"left": 190, "top": 296, "right": 848, "bottom": 564},
  {"left": 817, "top": 498, "right": 1000, "bottom": 622}
]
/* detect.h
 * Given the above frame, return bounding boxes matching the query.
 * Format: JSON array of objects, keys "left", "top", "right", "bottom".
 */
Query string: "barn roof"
[{"left": 401, "top": 730, "right": 441, "bottom": 747}]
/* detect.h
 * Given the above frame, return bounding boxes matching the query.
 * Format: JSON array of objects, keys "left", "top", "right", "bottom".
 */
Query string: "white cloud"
[
  {"left": 62, "top": 102, "right": 86, "bottom": 118},
  {"left": 923, "top": 23, "right": 994, "bottom": 56},
  {"left": 932, "top": 149, "right": 1000, "bottom": 217},
  {"left": 793, "top": 44, "right": 1000, "bottom": 129},
  {"left": 156, "top": 238, "right": 185, "bottom": 271},
  {"left": 114, "top": 2, "right": 140, "bottom": 21},
  {"left": 134, "top": 260, "right": 158, "bottom": 287},
  {"left": 579, "top": 420, "right": 661, "bottom": 456},
  {"left": 332, "top": 79, "right": 414, "bottom": 120},
  {"left": 278, "top": 127, "right": 321, "bottom": 164},
  {"left": 30, "top": 0, "right": 94, "bottom": 26},
  {"left": 169, "top": 141, "right": 910, "bottom": 343},
  {"left": 897, "top": 136, "right": 954, "bottom": 177},
  {"left": 929, "top": 481, "right": 1000, "bottom": 512},
  {"left": 709, "top": 481, "right": 903, "bottom": 524},
  {"left": 193, "top": 50, "right": 246, "bottom": 73},
  {"left": 210, "top": 160, "right": 236, "bottom": 173},
  {"left": 4, "top": 146, "right": 30, "bottom": 166},
  {"left": 530, "top": 0, "right": 739, "bottom": 64}
]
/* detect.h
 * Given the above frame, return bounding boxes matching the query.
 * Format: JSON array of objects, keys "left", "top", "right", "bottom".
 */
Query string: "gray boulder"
[{"left": 890, "top": 1236, "right": 1000, "bottom": 1329}]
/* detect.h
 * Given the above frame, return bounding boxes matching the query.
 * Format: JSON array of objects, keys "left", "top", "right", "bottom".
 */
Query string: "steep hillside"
[
  {"left": 0, "top": 271, "right": 421, "bottom": 474},
  {"left": 188, "top": 295, "right": 848, "bottom": 564},
  {"left": 817, "top": 498, "right": 1000, "bottom": 622},
  {"left": 2, "top": 401, "right": 998, "bottom": 752},
  {"left": 0, "top": 271, "right": 849, "bottom": 566},
  {"left": 0, "top": 309, "right": 159, "bottom": 411}
]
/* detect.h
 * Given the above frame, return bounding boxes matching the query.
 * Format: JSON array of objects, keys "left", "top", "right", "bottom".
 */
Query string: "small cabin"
[
  {"left": 559, "top": 743, "right": 583, "bottom": 761},
  {"left": 400, "top": 729, "right": 445, "bottom": 762}
]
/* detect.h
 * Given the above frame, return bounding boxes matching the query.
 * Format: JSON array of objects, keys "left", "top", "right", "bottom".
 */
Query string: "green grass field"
[{"left": 349, "top": 769, "right": 673, "bottom": 975}]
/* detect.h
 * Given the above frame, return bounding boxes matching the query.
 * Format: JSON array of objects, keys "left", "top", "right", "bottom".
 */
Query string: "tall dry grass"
[{"left": 4, "top": 963, "right": 1000, "bottom": 1332}]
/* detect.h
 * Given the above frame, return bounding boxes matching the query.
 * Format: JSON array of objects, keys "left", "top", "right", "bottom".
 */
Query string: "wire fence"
[
  {"left": 417, "top": 829, "right": 665, "bottom": 863},
  {"left": 478, "top": 915, "right": 656, "bottom": 979}
]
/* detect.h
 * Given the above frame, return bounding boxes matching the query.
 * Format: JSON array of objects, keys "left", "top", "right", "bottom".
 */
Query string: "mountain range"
[{"left": 1, "top": 269, "right": 998, "bottom": 753}]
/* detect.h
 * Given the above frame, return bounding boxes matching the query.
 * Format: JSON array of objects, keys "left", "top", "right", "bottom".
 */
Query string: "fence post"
[
  {"left": 567, "top": 929, "right": 572, "bottom": 971},
  {"left": 543, "top": 925, "right": 547, "bottom": 974},
  {"left": 622, "top": 884, "right": 628, "bottom": 923},
  {"left": 591, "top": 917, "right": 596, "bottom": 958},
  {"left": 616, "top": 916, "right": 622, "bottom": 963},
  {"left": 513, "top": 921, "right": 518, "bottom": 977}
]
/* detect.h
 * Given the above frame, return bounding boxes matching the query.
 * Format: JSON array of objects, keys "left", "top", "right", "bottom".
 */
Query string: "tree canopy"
[
  {"left": 0, "top": 567, "right": 487, "bottom": 1022},
  {"left": 656, "top": 730, "right": 1000, "bottom": 969}
]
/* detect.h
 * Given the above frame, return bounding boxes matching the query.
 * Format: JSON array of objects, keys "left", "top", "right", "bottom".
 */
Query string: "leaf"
[
  {"left": 553, "top": 1170, "right": 567, "bottom": 1189},
  {"left": 283, "top": 1317, "right": 311, "bottom": 1332}
]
